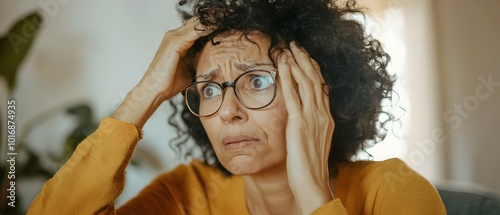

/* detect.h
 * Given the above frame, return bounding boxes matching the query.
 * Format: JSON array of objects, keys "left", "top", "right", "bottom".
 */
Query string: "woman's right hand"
[{"left": 112, "top": 17, "right": 211, "bottom": 128}]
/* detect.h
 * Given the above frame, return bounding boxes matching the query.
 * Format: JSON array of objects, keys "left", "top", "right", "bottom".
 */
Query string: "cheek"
[
  {"left": 259, "top": 95, "right": 288, "bottom": 143},
  {"left": 200, "top": 118, "right": 218, "bottom": 144}
]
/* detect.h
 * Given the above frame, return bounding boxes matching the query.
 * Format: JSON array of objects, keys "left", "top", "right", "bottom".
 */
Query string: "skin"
[
  {"left": 196, "top": 32, "right": 295, "bottom": 215},
  {"left": 196, "top": 32, "right": 335, "bottom": 214},
  {"left": 279, "top": 44, "right": 336, "bottom": 214},
  {"left": 195, "top": 32, "right": 289, "bottom": 176},
  {"left": 113, "top": 17, "right": 335, "bottom": 215},
  {"left": 112, "top": 17, "right": 211, "bottom": 128}
]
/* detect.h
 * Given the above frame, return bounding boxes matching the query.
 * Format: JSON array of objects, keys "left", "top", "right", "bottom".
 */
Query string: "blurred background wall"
[
  {"left": 0, "top": 0, "right": 499, "bottom": 213},
  {"left": 369, "top": 0, "right": 500, "bottom": 195},
  {"left": 432, "top": 0, "right": 500, "bottom": 194}
]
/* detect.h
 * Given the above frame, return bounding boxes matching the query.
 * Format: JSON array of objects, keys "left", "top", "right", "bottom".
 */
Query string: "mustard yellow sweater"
[{"left": 28, "top": 117, "right": 446, "bottom": 214}]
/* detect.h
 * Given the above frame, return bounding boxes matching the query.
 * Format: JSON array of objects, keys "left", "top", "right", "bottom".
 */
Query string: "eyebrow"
[{"left": 195, "top": 62, "right": 275, "bottom": 80}]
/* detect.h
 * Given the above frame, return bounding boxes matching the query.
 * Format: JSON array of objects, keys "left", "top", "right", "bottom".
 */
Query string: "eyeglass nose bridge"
[
  {"left": 218, "top": 81, "right": 241, "bottom": 106},
  {"left": 221, "top": 81, "right": 235, "bottom": 91}
]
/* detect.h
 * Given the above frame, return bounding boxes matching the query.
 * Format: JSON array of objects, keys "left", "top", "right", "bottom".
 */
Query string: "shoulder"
[
  {"left": 337, "top": 158, "right": 446, "bottom": 214},
  {"left": 367, "top": 158, "right": 437, "bottom": 195},
  {"left": 352, "top": 158, "right": 428, "bottom": 190},
  {"left": 339, "top": 158, "right": 433, "bottom": 189}
]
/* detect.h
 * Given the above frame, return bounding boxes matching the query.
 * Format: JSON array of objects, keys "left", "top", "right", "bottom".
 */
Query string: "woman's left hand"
[{"left": 278, "top": 41, "right": 336, "bottom": 214}]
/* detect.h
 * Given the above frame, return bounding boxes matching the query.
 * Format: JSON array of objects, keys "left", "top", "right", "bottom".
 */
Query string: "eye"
[
  {"left": 201, "top": 83, "right": 221, "bottom": 99},
  {"left": 248, "top": 75, "right": 274, "bottom": 90}
]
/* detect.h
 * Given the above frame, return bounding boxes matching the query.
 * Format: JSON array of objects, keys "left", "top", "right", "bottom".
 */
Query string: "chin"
[
  {"left": 220, "top": 155, "right": 266, "bottom": 175},
  {"left": 220, "top": 154, "right": 287, "bottom": 175}
]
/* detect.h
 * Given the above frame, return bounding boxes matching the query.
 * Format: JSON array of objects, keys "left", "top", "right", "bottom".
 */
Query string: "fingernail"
[{"left": 290, "top": 41, "right": 296, "bottom": 49}]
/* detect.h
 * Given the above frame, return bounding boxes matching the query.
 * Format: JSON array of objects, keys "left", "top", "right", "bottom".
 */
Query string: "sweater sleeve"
[
  {"left": 27, "top": 117, "right": 142, "bottom": 215},
  {"left": 115, "top": 165, "right": 191, "bottom": 215},
  {"left": 311, "top": 199, "right": 348, "bottom": 215}
]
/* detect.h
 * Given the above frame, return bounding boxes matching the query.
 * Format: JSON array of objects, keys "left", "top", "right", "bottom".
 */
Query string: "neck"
[{"left": 243, "top": 161, "right": 299, "bottom": 215}]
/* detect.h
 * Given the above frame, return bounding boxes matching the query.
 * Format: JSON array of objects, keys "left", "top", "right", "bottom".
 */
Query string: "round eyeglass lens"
[
  {"left": 235, "top": 70, "right": 276, "bottom": 109},
  {"left": 185, "top": 82, "right": 223, "bottom": 116}
]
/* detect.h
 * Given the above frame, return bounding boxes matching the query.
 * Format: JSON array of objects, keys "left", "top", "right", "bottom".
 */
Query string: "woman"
[{"left": 28, "top": 0, "right": 446, "bottom": 214}]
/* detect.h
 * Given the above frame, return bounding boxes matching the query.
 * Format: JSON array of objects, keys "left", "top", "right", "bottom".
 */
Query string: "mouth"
[{"left": 223, "top": 135, "right": 260, "bottom": 151}]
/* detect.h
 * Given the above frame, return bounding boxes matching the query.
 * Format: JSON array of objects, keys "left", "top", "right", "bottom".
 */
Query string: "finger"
[
  {"left": 177, "top": 17, "right": 213, "bottom": 42},
  {"left": 284, "top": 49, "right": 318, "bottom": 114},
  {"left": 289, "top": 42, "right": 330, "bottom": 111},
  {"left": 161, "top": 17, "right": 207, "bottom": 54},
  {"left": 154, "top": 17, "right": 212, "bottom": 71},
  {"left": 278, "top": 52, "right": 302, "bottom": 118},
  {"left": 290, "top": 42, "right": 324, "bottom": 83}
]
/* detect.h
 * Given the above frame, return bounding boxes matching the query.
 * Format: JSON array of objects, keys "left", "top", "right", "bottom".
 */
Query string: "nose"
[{"left": 218, "top": 89, "right": 248, "bottom": 124}]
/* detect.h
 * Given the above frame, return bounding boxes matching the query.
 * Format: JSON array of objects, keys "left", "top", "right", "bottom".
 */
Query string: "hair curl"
[{"left": 169, "top": 0, "right": 395, "bottom": 176}]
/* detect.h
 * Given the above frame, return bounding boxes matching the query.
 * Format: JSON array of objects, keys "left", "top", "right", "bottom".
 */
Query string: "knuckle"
[
  {"left": 164, "top": 30, "right": 177, "bottom": 39},
  {"left": 311, "top": 58, "right": 321, "bottom": 70},
  {"left": 328, "top": 116, "right": 335, "bottom": 128},
  {"left": 309, "top": 72, "right": 322, "bottom": 84},
  {"left": 301, "top": 78, "right": 313, "bottom": 88},
  {"left": 318, "top": 117, "right": 328, "bottom": 126},
  {"left": 294, "top": 51, "right": 307, "bottom": 60}
]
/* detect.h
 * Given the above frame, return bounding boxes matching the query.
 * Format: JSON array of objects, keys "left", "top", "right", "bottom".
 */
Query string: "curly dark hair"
[{"left": 168, "top": 0, "right": 395, "bottom": 176}]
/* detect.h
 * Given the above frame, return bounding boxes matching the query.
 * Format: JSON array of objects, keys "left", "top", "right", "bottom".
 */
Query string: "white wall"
[
  {"left": 400, "top": 0, "right": 446, "bottom": 184},
  {"left": 360, "top": 0, "right": 445, "bottom": 183},
  {"left": 362, "top": 0, "right": 500, "bottom": 196},
  {"left": 0, "top": 0, "right": 184, "bottom": 211},
  {"left": 433, "top": 0, "right": 500, "bottom": 194}
]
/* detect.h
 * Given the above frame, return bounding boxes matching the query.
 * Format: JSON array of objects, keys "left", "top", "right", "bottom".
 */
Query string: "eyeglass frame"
[{"left": 182, "top": 69, "right": 278, "bottom": 117}]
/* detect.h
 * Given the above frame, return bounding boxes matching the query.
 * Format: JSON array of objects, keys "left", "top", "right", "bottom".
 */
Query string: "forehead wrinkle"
[
  {"left": 196, "top": 61, "right": 276, "bottom": 81},
  {"left": 234, "top": 62, "right": 275, "bottom": 71},
  {"left": 197, "top": 56, "right": 275, "bottom": 80},
  {"left": 211, "top": 44, "right": 247, "bottom": 61},
  {"left": 210, "top": 46, "right": 272, "bottom": 71},
  {"left": 196, "top": 33, "right": 274, "bottom": 80}
]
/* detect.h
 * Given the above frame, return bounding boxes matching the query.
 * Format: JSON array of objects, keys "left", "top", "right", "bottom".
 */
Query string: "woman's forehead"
[
  {"left": 208, "top": 31, "right": 270, "bottom": 51},
  {"left": 195, "top": 32, "right": 274, "bottom": 75}
]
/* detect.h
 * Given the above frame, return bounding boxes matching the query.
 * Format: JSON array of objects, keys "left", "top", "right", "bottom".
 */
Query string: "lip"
[{"left": 222, "top": 135, "right": 260, "bottom": 150}]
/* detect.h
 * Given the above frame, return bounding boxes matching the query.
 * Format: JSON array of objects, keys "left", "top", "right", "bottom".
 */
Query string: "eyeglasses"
[{"left": 182, "top": 69, "right": 277, "bottom": 117}]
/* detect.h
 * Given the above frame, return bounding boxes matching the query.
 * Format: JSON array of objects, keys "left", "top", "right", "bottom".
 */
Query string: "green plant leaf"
[
  {"left": 62, "top": 104, "right": 98, "bottom": 160},
  {"left": 0, "top": 11, "right": 43, "bottom": 91}
]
